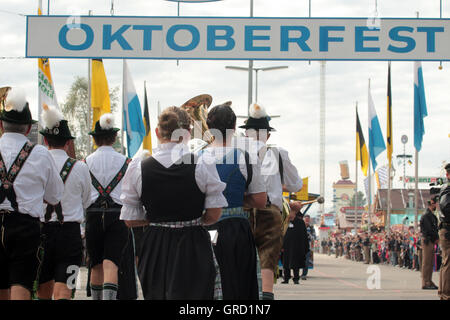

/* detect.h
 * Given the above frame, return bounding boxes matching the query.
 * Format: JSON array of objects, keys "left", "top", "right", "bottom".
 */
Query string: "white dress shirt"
[
  {"left": 0, "top": 133, "right": 63, "bottom": 218},
  {"left": 41, "top": 149, "right": 92, "bottom": 224},
  {"left": 202, "top": 146, "right": 266, "bottom": 195},
  {"left": 120, "top": 142, "right": 228, "bottom": 221},
  {"left": 85, "top": 146, "right": 127, "bottom": 206},
  {"left": 256, "top": 141, "right": 303, "bottom": 211}
]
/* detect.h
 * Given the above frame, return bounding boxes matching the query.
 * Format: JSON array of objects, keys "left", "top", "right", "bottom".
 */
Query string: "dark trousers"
[
  {"left": 284, "top": 268, "right": 299, "bottom": 282},
  {"left": 302, "top": 251, "right": 311, "bottom": 277}
]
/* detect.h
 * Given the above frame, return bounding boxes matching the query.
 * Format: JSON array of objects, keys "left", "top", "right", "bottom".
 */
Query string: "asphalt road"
[
  {"left": 73, "top": 253, "right": 440, "bottom": 300},
  {"left": 274, "top": 253, "right": 441, "bottom": 300}
]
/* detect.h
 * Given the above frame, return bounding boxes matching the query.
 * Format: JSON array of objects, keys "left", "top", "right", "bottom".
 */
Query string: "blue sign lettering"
[
  {"left": 245, "top": 26, "right": 271, "bottom": 51},
  {"left": 103, "top": 24, "right": 133, "bottom": 50},
  {"left": 166, "top": 24, "right": 200, "bottom": 51},
  {"left": 132, "top": 25, "right": 163, "bottom": 50},
  {"left": 207, "top": 25, "right": 235, "bottom": 51},
  {"left": 355, "top": 26, "right": 380, "bottom": 52},
  {"left": 417, "top": 26, "right": 444, "bottom": 52},
  {"left": 319, "top": 26, "right": 345, "bottom": 52},
  {"left": 388, "top": 26, "right": 416, "bottom": 53},
  {"left": 280, "top": 26, "right": 311, "bottom": 52},
  {"left": 58, "top": 24, "right": 94, "bottom": 51}
]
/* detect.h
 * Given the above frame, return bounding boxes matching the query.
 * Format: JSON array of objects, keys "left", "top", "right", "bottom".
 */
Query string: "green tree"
[
  {"left": 62, "top": 76, "right": 122, "bottom": 159},
  {"left": 350, "top": 191, "right": 366, "bottom": 207}
]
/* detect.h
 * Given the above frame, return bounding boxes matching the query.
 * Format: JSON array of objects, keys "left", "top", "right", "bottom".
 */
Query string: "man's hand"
[{"left": 289, "top": 201, "right": 303, "bottom": 212}]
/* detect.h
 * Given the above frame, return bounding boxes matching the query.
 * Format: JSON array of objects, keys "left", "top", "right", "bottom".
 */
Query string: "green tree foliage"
[
  {"left": 350, "top": 191, "right": 366, "bottom": 207},
  {"left": 62, "top": 76, "right": 122, "bottom": 159}
]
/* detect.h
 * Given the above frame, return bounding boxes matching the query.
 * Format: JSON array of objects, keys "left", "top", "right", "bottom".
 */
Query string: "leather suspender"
[
  {"left": 45, "top": 158, "right": 77, "bottom": 223},
  {"left": 0, "top": 141, "right": 35, "bottom": 212}
]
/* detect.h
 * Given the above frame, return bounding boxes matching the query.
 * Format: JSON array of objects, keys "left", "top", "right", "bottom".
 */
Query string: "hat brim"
[
  {"left": 0, "top": 115, "right": 37, "bottom": 125},
  {"left": 238, "top": 124, "right": 276, "bottom": 132},
  {"left": 88, "top": 128, "right": 120, "bottom": 136},
  {"left": 39, "top": 130, "right": 75, "bottom": 140}
]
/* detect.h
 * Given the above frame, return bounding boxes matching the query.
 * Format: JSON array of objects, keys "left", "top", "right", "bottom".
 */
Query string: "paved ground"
[
  {"left": 274, "top": 253, "right": 440, "bottom": 300},
  {"left": 74, "top": 253, "right": 440, "bottom": 300}
]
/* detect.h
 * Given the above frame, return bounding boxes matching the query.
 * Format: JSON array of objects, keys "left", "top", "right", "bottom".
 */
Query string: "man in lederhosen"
[
  {"left": 85, "top": 113, "right": 136, "bottom": 300},
  {"left": 36, "top": 104, "right": 92, "bottom": 300},
  {"left": 240, "top": 103, "right": 303, "bottom": 300},
  {"left": 0, "top": 88, "right": 63, "bottom": 300}
]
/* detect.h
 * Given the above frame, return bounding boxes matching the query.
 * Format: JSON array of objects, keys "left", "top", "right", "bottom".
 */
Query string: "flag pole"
[
  {"left": 387, "top": 61, "right": 392, "bottom": 234},
  {"left": 121, "top": 59, "right": 126, "bottom": 156},
  {"left": 368, "top": 79, "right": 372, "bottom": 234},
  {"left": 414, "top": 149, "right": 419, "bottom": 229},
  {"left": 87, "top": 10, "right": 92, "bottom": 155},
  {"left": 355, "top": 102, "right": 359, "bottom": 233}
]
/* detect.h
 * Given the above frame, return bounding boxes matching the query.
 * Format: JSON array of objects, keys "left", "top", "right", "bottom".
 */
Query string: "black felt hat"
[
  {"left": 0, "top": 87, "right": 37, "bottom": 125},
  {"left": 39, "top": 104, "right": 75, "bottom": 139},
  {"left": 88, "top": 113, "right": 120, "bottom": 136},
  {"left": 238, "top": 103, "right": 275, "bottom": 131}
]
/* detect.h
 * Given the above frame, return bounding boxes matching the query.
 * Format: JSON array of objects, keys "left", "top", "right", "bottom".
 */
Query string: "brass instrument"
[
  {"left": 180, "top": 94, "right": 214, "bottom": 144},
  {"left": 281, "top": 195, "right": 324, "bottom": 236},
  {"left": 0, "top": 87, "right": 11, "bottom": 112}
]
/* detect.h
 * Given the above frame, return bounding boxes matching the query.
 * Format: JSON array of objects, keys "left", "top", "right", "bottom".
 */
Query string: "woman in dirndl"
[
  {"left": 120, "top": 106, "right": 228, "bottom": 300},
  {"left": 203, "top": 103, "right": 267, "bottom": 299}
]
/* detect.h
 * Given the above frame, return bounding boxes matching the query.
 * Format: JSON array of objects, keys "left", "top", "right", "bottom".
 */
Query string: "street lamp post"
[{"left": 225, "top": 65, "right": 289, "bottom": 112}]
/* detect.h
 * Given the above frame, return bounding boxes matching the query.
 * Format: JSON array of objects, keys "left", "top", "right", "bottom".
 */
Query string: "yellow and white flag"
[{"left": 38, "top": 0, "right": 58, "bottom": 114}]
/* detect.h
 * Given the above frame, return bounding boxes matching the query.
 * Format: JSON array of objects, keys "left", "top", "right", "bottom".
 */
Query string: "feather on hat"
[
  {"left": 41, "top": 104, "right": 64, "bottom": 130},
  {"left": 4, "top": 87, "right": 27, "bottom": 112},
  {"left": 99, "top": 113, "right": 115, "bottom": 130},
  {"left": 249, "top": 103, "right": 268, "bottom": 119}
]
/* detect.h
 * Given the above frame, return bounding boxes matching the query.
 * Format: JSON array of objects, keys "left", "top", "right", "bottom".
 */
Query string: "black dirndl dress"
[
  {"left": 205, "top": 148, "right": 259, "bottom": 300},
  {"left": 137, "top": 155, "right": 221, "bottom": 300}
]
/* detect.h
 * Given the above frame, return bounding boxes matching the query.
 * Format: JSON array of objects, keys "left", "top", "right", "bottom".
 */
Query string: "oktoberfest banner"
[{"left": 26, "top": 16, "right": 450, "bottom": 61}]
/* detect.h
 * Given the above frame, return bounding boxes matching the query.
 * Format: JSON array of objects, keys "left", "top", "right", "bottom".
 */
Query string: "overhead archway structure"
[{"left": 26, "top": 16, "right": 450, "bottom": 61}]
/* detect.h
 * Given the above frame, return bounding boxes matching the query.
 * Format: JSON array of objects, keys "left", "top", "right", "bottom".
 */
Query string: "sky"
[{"left": 0, "top": 0, "right": 449, "bottom": 216}]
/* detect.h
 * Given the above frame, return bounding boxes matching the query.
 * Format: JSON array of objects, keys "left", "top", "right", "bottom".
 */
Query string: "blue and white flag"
[
  {"left": 368, "top": 83, "right": 386, "bottom": 171},
  {"left": 123, "top": 60, "right": 145, "bottom": 157},
  {"left": 413, "top": 62, "right": 428, "bottom": 152}
]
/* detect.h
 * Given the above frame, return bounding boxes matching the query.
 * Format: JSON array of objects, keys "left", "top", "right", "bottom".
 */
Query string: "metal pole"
[
  {"left": 414, "top": 150, "right": 419, "bottom": 229},
  {"left": 403, "top": 143, "right": 406, "bottom": 189},
  {"left": 367, "top": 78, "right": 372, "bottom": 234},
  {"left": 87, "top": 10, "right": 92, "bottom": 155},
  {"left": 248, "top": 0, "right": 254, "bottom": 114},
  {"left": 355, "top": 103, "right": 359, "bottom": 233},
  {"left": 319, "top": 61, "right": 326, "bottom": 214},
  {"left": 255, "top": 69, "right": 259, "bottom": 103}
]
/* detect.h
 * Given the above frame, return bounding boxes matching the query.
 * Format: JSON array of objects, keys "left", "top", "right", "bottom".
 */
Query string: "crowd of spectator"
[{"left": 314, "top": 227, "right": 442, "bottom": 271}]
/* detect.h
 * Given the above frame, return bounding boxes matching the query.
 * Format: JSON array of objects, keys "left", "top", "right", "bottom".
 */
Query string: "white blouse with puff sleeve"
[{"left": 120, "top": 142, "right": 228, "bottom": 221}]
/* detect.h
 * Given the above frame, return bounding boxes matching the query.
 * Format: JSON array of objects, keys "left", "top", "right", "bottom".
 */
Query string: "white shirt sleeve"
[
  {"left": 238, "top": 151, "right": 266, "bottom": 194},
  {"left": 196, "top": 153, "right": 228, "bottom": 209},
  {"left": 78, "top": 161, "right": 93, "bottom": 210},
  {"left": 42, "top": 149, "right": 64, "bottom": 206},
  {"left": 120, "top": 158, "right": 146, "bottom": 221},
  {"left": 279, "top": 147, "right": 303, "bottom": 192}
]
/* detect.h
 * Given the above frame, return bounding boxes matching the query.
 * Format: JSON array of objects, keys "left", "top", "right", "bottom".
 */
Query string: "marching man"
[
  {"left": 85, "top": 113, "right": 135, "bottom": 300},
  {"left": 37, "top": 104, "right": 92, "bottom": 300},
  {"left": 0, "top": 88, "right": 63, "bottom": 300},
  {"left": 240, "top": 103, "right": 303, "bottom": 300}
]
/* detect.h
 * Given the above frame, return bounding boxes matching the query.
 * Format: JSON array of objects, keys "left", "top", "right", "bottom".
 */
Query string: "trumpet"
[{"left": 298, "top": 196, "right": 325, "bottom": 206}]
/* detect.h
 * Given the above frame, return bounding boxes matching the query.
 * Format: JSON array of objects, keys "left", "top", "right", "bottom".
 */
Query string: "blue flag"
[
  {"left": 414, "top": 62, "right": 428, "bottom": 152},
  {"left": 123, "top": 60, "right": 145, "bottom": 157},
  {"left": 368, "top": 83, "right": 386, "bottom": 171}
]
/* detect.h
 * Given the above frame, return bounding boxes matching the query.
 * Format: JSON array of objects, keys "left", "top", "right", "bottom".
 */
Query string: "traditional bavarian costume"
[
  {"left": 85, "top": 115, "right": 137, "bottom": 300},
  {"left": 240, "top": 103, "right": 302, "bottom": 299},
  {"left": 38, "top": 107, "right": 92, "bottom": 293},
  {"left": 0, "top": 89, "right": 63, "bottom": 293},
  {"left": 120, "top": 142, "right": 228, "bottom": 300},
  {"left": 202, "top": 146, "right": 265, "bottom": 299}
]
